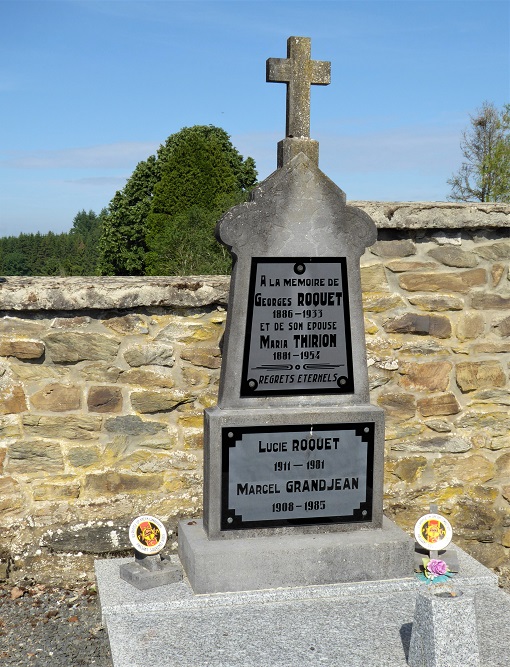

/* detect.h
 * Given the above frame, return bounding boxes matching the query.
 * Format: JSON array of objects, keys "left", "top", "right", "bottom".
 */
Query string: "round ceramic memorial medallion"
[
  {"left": 414, "top": 513, "right": 453, "bottom": 552},
  {"left": 128, "top": 515, "right": 167, "bottom": 555}
]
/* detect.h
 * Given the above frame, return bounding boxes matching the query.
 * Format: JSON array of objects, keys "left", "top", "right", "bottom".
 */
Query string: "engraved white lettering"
[{"left": 293, "top": 333, "right": 337, "bottom": 348}]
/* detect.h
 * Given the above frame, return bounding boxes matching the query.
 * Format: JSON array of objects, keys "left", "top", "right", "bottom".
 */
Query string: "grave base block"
[
  {"left": 119, "top": 558, "right": 183, "bottom": 591},
  {"left": 178, "top": 515, "right": 414, "bottom": 594}
]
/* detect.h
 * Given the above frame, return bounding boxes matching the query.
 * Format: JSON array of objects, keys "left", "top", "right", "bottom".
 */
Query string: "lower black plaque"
[{"left": 221, "top": 423, "right": 374, "bottom": 530}]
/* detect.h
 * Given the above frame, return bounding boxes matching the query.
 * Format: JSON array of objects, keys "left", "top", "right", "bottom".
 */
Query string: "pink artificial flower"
[{"left": 427, "top": 559, "right": 448, "bottom": 577}]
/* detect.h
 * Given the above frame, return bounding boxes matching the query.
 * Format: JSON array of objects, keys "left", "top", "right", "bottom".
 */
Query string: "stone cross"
[{"left": 266, "top": 36, "right": 331, "bottom": 139}]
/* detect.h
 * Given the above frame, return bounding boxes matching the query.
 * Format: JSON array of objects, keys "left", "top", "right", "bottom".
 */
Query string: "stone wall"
[{"left": 1, "top": 201, "right": 510, "bottom": 585}]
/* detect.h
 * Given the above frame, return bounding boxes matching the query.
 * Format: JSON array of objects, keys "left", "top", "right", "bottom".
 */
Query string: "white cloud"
[{"left": 0, "top": 142, "right": 159, "bottom": 170}]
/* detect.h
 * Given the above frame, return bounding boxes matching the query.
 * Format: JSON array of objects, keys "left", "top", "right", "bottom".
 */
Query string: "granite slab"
[{"left": 96, "top": 546, "right": 507, "bottom": 667}]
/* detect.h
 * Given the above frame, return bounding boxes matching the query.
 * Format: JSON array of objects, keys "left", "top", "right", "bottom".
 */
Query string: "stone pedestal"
[
  {"left": 179, "top": 516, "right": 414, "bottom": 594},
  {"left": 409, "top": 585, "right": 480, "bottom": 667}
]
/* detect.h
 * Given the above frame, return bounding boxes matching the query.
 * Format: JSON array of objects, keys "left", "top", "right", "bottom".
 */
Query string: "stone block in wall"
[
  {"left": 491, "top": 264, "right": 506, "bottom": 287},
  {"left": 44, "top": 332, "right": 121, "bottom": 363},
  {"left": 423, "top": 419, "right": 452, "bottom": 433},
  {"left": 123, "top": 343, "right": 174, "bottom": 368},
  {"left": 475, "top": 241, "right": 510, "bottom": 260},
  {"left": 82, "top": 471, "right": 163, "bottom": 496},
  {"left": 470, "top": 341, "right": 510, "bottom": 354},
  {"left": 104, "top": 415, "right": 167, "bottom": 436},
  {"left": 493, "top": 315, "right": 510, "bottom": 337},
  {"left": 0, "top": 475, "right": 23, "bottom": 515},
  {"left": 6, "top": 440, "right": 64, "bottom": 473},
  {"left": 87, "top": 386, "right": 123, "bottom": 413},
  {"left": 117, "top": 451, "right": 176, "bottom": 475},
  {"left": 456, "top": 409, "right": 510, "bottom": 436},
  {"left": 103, "top": 314, "right": 149, "bottom": 334},
  {"left": 42, "top": 522, "right": 131, "bottom": 554},
  {"left": 32, "top": 478, "right": 81, "bottom": 501},
  {"left": 385, "top": 422, "right": 424, "bottom": 442},
  {"left": 377, "top": 391, "right": 416, "bottom": 422},
  {"left": 130, "top": 389, "right": 195, "bottom": 414},
  {"left": 370, "top": 238, "right": 416, "bottom": 257},
  {"left": 184, "top": 431, "right": 204, "bottom": 450},
  {"left": 433, "top": 454, "right": 496, "bottom": 485},
  {"left": 390, "top": 435, "right": 472, "bottom": 453},
  {"left": 10, "top": 364, "right": 64, "bottom": 382},
  {"left": 501, "top": 529, "right": 510, "bottom": 548},
  {"left": 385, "top": 260, "right": 437, "bottom": 273},
  {"left": 407, "top": 294, "right": 464, "bottom": 312},
  {"left": 456, "top": 540, "right": 507, "bottom": 570},
  {"left": 181, "top": 367, "right": 211, "bottom": 388},
  {"left": 178, "top": 413, "right": 204, "bottom": 429},
  {"left": 30, "top": 383, "right": 81, "bottom": 412},
  {"left": 156, "top": 320, "right": 224, "bottom": 344},
  {"left": 471, "top": 292, "right": 510, "bottom": 309},
  {"left": 81, "top": 363, "right": 122, "bottom": 383},
  {"left": 67, "top": 445, "right": 101, "bottom": 468},
  {"left": 383, "top": 313, "right": 452, "bottom": 338},
  {"left": 0, "top": 317, "right": 46, "bottom": 336},
  {"left": 119, "top": 368, "right": 175, "bottom": 388},
  {"left": 0, "top": 415, "right": 21, "bottom": 437},
  {"left": 362, "top": 293, "right": 406, "bottom": 312},
  {"left": 487, "top": 435, "right": 510, "bottom": 451},
  {"left": 456, "top": 361, "right": 506, "bottom": 392},
  {"left": 390, "top": 456, "right": 428, "bottom": 483},
  {"left": 50, "top": 316, "right": 90, "bottom": 329},
  {"left": 0, "top": 339, "right": 44, "bottom": 359},
  {"left": 427, "top": 246, "right": 479, "bottom": 268},
  {"left": 22, "top": 414, "right": 102, "bottom": 439},
  {"left": 0, "top": 380, "right": 27, "bottom": 415},
  {"left": 180, "top": 346, "right": 222, "bottom": 369},
  {"left": 417, "top": 393, "right": 461, "bottom": 417},
  {"left": 368, "top": 366, "right": 395, "bottom": 390},
  {"left": 399, "top": 361, "right": 452, "bottom": 392},
  {"left": 398, "top": 340, "right": 450, "bottom": 356},
  {"left": 449, "top": 500, "right": 499, "bottom": 540},
  {"left": 496, "top": 451, "right": 510, "bottom": 478},
  {"left": 360, "top": 263, "right": 389, "bottom": 292},
  {"left": 399, "top": 269, "right": 487, "bottom": 293},
  {"left": 456, "top": 313, "right": 485, "bottom": 340}
]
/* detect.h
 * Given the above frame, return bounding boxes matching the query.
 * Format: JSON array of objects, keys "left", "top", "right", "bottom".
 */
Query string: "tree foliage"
[
  {"left": 0, "top": 210, "right": 104, "bottom": 276},
  {"left": 99, "top": 125, "right": 257, "bottom": 276},
  {"left": 447, "top": 102, "right": 510, "bottom": 202}
]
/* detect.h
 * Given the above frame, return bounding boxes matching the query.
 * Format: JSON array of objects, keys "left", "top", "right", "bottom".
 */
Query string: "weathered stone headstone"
[{"left": 178, "top": 35, "right": 414, "bottom": 594}]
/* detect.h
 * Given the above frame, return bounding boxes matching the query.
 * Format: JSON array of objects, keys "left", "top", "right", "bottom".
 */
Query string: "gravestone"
[
  {"left": 178, "top": 35, "right": 414, "bottom": 594},
  {"left": 95, "top": 37, "right": 510, "bottom": 667}
]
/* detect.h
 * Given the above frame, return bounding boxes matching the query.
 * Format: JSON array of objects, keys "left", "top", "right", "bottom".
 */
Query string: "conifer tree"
[{"left": 98, "top": 125, "right": 257, "bottom": 275}]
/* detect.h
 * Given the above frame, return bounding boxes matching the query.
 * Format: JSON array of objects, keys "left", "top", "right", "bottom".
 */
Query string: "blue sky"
[{"left": 0, "top": 0, "right": 509, "bottom": 237}]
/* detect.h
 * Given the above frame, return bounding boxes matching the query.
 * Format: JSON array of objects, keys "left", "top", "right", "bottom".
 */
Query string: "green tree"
[
  {"left": 0, "top": 209, "right": 104, "bottom": 277},
  {"left": 99, "top": 125, "right": 257, "bottom": 275},
  {"left": 69, "top": 209, "right": 104, "bottom": 275},
  {"left": 447, "top": 102, "right": 510, "bottom": 202}
]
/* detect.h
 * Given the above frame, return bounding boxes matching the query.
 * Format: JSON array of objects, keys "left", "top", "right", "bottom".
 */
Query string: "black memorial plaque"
[
  {"left": 241, "top": 258, "right": 353, "bottom": 396},
  {"left": 221, "top": 423, "right": 374, "bottom": 530}
]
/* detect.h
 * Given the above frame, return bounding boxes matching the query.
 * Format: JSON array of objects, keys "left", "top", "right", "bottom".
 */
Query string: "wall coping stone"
[
  {"left": 0, "top": 276, "right": 230, "bottom": 311},
  {"left": 1, "top": 202, "right": 509, "bottom": 312},
  {"left": 350, "top": 201, "right": 510, "bottom": 229}
]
